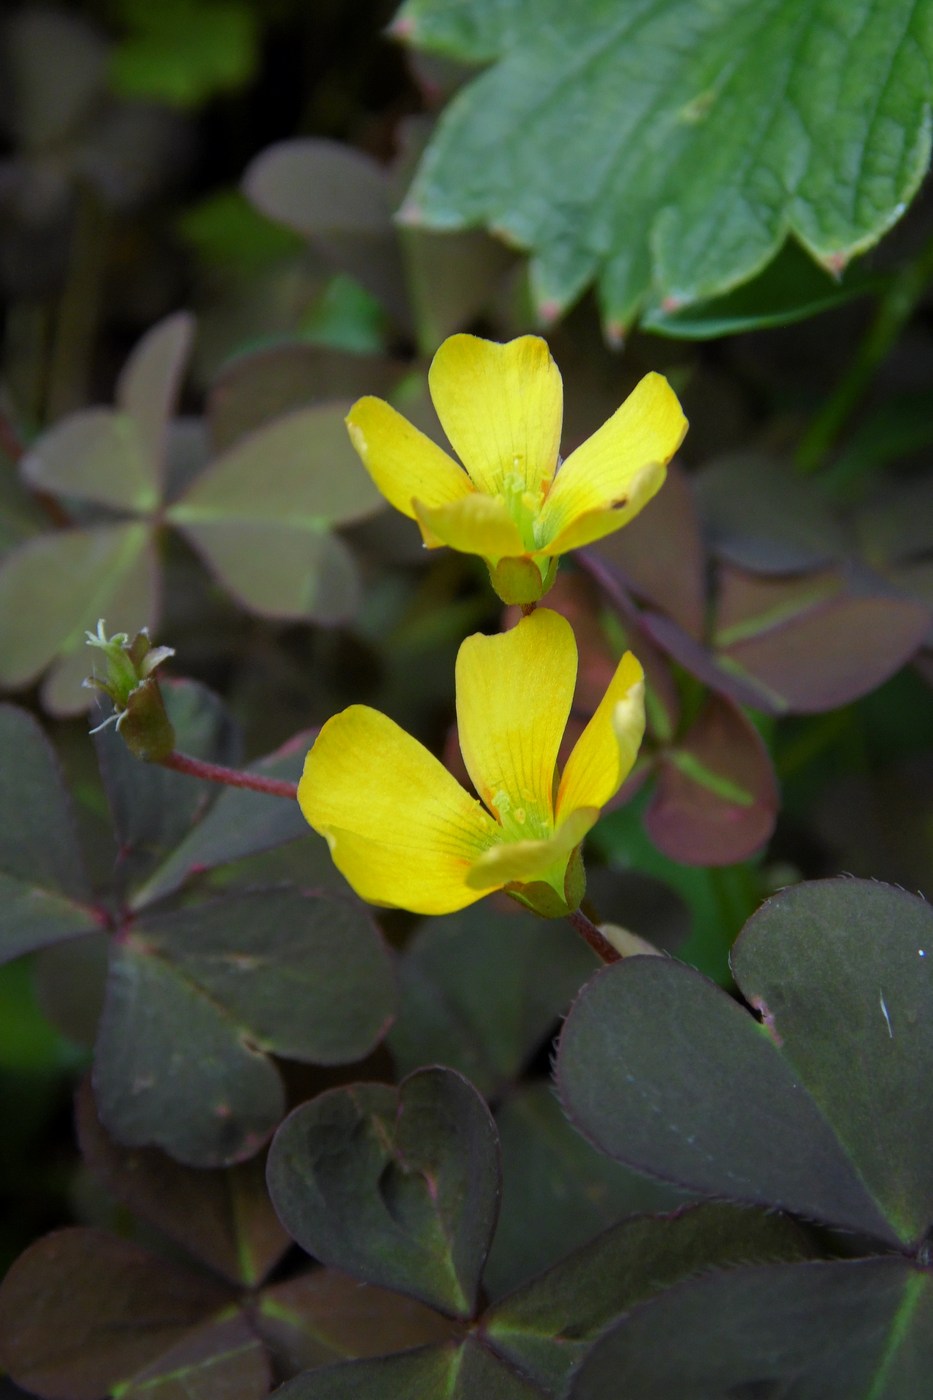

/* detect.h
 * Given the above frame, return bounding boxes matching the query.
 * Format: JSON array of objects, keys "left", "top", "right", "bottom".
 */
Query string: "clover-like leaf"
[
  {"left": 267, "top": 1068, "right": 500, "bottom": 1318},
  {"left": 485, "top": 1082, "right": 685, "bottom": 1298},
  {"left": 645, "top": 692, "right": 779, "bottom": 866},
  {"left": 0, "top": 523, "right": 156, "bottom": 711},
  {"left": 94, "top": 888, "right": 394, "bottom": 1167},
  {"left": 398, "top": 0, "right": 933, "bottom": 329},
  {"left": 388, "top": 905, "right": 598, "bottom": 1097},
  {"left": 0, "top": 1228, "right": 230, "bottom": 1400},
  {"left": 557, "top": 878, "right": 933, "bottom": 1250},
  {"left": 76, "top": 1079, "right": 290, "bottom": 1287},
  {"left": 0, "top": 705, "right": 101, "bottom": 964},
  {"left": 273, "top": 1338, "right": 542, "bottom": 1400},
  {"left": 568, "top": 1257, "right": 930, "bottom": 1400},
  {"left": 486, "top": 1203, "right": 809, "bottom": 1396},
  {"left": 168, "top": 404, "right": 384, "bottom": 623}
]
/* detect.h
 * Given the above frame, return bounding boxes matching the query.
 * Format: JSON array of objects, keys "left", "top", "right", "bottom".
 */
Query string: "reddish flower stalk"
[{"left": 160, "top": 749, "right": 298, "bottom": 800}]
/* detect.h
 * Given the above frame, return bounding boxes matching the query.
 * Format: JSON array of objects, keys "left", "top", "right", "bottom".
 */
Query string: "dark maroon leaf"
[
  {"left": 556, "top": 956, "right": 895, "bottom": 1241},
  {"left": 732, "top": 879, "right": 933, "bottom": 1248},
  {"left": 76, "top": 1079, "right": 290, "bottom": 1286},
  {"left": 644, "top": 693, "right": 778, "bottom": 865},
  {"left": 267, "top": 1069, "right": 500, "bottom": 1318},
  {"left": 486, "top": 1202, "right": 809, "bottom": 1397},
  {"left": 122, "top": 1313, "right": 269, "bottom": 1400},
  {"left": 590, "top": 462, "right": 705, "bottom": 638},
  {"left": 695, "top": 453, "right": 848, "bottom": 573},
  {"left": 388, "top": 905, "right": 597, "bottom": 1097},
  {"left": 274, "top": 1337, "right": 544, "bottom": 1399},
  {"left": 0, "top": 1228, "right": 228, "bottom": 1400},
  {"left": 715, "top": 564, "right": 932, "bottom": 712},
  {"left": 568, "top": 1257, "right": 928, "bottom": 1400},
  {"left": 95, "top": 888, "right": 394, "bottom": 1167},
  {"left": 0, "top": 705, "right": 100, "bottom": 964},
  {"left": 256, "top": 1269, "right": 460, "bottom": 1374}
]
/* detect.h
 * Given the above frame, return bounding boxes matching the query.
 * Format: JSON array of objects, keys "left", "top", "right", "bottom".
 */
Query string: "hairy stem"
[
  {"left": 160, "top": 749, "right": 299, "bottom": 800},
  {"left": 567, "top": 907, "right": 621, "bottom": 964}
]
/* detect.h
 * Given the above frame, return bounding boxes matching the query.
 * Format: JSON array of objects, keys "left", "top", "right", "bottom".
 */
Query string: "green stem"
[
  {"left": 567, "top": 908, "right": 621, "bottom": 964},
  {"left": 796, "top": 232, "right": 933, "bottom": 475},
  {"left": 160, "top": 750, "right": 299, "bottom": 801}
]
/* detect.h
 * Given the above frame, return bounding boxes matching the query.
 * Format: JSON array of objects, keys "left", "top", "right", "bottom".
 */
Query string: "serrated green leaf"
[
  {"left": 399, "top": 0, "right": 933, "bottom": 327},
  {"left": 267, "top": 1069, "right": 500, "bottom": 1317},
  {"left": 0, "top": 523, "right": 153, "bottom": 692},
  {"left": 641, "top": 239, "right": 882, "bottom": 338}
]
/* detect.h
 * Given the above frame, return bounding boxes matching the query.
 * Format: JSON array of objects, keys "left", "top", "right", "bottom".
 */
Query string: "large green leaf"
[
  {"left": 556, "top": 879, "right": 933, "bottom": 1248},
  {"left": 398, "top": 0, "right": 932, "bottom": 328},
  {"left": 0, "top": 705, "right": 100, "bottom": 963},
  {"left": 569, "top": 1257, "right": 931, "bottom": 1400},
  {"left": 94, "top": 888, "right": 394, "bottom": 1166},
  {"left": 267, "top": 1069, "right": 499, "bottom": 1318}
]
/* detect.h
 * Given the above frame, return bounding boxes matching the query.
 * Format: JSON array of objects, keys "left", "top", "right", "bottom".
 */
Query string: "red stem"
[
  {"left": 160, "top": 750, "right": 298, "bottom": 800},
  {"left": 567, "top": 908, "right": 621, "bottom": 964}
]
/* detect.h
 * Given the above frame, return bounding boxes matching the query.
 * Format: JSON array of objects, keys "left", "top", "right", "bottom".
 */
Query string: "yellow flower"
[
  {"left": 298, "top": 608, "right": 644, "bottom": 918},
  {"left": 346, "top": 334, "right": 687, "bottom": 604}
]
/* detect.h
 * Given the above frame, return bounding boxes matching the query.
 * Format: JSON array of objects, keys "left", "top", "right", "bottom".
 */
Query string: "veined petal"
[
  {"left": 557, "top": 652, "right": 645, "bottom": 822},
  {"left": 466, "top": 806, "right": 597, "bottom": 889},
  {"left": 346, "top": 397, "right": 472, "bottom": 521},
  {"left": 456, "top": 608, "right": 576, "bottom": 830},
  {"left": 537, "top": 372, "right": 687, "bottom": 552},
  {"left": 414, "top": 494, "right": 526, "bottom": 560},
  {"left": 429, "top": 335, "right": 563, "bottom": 496},
  {"left": 299, "top": 705, "right": 499, "bottom": 915}
]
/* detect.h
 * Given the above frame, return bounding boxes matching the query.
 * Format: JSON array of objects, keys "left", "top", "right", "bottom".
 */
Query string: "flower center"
[
  {"left": 490, "top": 787, "right": 552, "bottom": 842},
  {"left": 499, "top": 457, "right": 550, "bottom": 551}
]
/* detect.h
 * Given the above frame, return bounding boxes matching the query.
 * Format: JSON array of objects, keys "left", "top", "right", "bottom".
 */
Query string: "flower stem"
[
  {"left": 567, "top": 908, "right": 621, "bottom": 964},
  {"left": 160, "top": 750, "right": 299, "bottom": 800}
]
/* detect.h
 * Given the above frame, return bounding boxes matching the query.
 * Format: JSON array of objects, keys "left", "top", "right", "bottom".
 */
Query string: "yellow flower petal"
[
  {"left": 556, "top": 652, "right": 645, "bottom": 822},
  {"left": 537, "top": 372, "right": 687, "bottom": 553},
  {"left": 346, "top": 396, "right": 472, "bottom": 521},
  {"left": 299, "top": 705, "right": 499, "bottom": 915},
  {"left": 456, "top": 609, "right": 576, "bottom": 831},
  {"left": 414, "top": 493, "right": 526, "bottom": 560},
  {"left": 429, "top": 335, "right": 563, "bottom": 496},
  {"left": 466, "top": 806, "right": 597, "bottom": 888}
]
